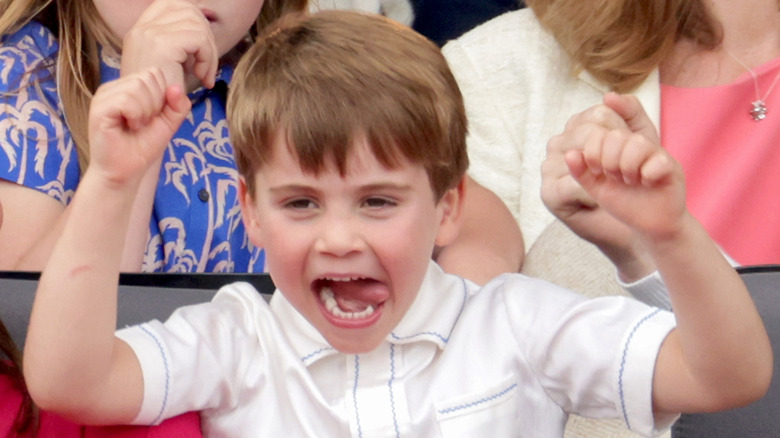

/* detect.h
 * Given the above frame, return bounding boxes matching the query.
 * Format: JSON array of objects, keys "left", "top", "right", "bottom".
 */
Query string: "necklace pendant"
[{"left": 751, "top": 100, "right": 768, "bottom": 121}]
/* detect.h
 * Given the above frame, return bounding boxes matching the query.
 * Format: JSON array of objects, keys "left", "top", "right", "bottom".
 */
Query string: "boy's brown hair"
[{"left": 228, "top": 10, "right": 468, "bottom": 201}]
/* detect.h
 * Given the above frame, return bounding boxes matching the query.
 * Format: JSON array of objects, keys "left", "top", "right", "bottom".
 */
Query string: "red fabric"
[{"left": 0, "top": 375, "right": 203, "bottom": 437}]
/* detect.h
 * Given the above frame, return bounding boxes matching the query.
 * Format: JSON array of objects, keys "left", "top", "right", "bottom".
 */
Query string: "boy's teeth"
[{"left": 319, "top": 287, "right": 375, "bottom": 319}]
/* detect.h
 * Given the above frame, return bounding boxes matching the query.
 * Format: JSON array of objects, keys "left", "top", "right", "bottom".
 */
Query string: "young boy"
[{"left": 24, "top": 10, "right": 771, "bottom": 437}]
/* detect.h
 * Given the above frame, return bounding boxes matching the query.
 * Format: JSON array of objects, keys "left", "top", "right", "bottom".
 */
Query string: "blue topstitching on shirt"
[
  {"left": 388, "top": 344, "right": 401, "bottom": 437},
  {"left": 140, "top": 324, "right": 170, "bottom": 425},
  {"left": 353, "top": 354, "right": 364, "bottom": 438},
  {"left": 618, "top": 308, "right": 662, "bottom": 430},
  {"left": 301, "top": 346, "right": 334, "bottom": 364},
  {"left": 390, "top": 277, "right": 469, "bottom": 344},
  {"left": 437, "top": 383, "right": 518, "bottom": 415}
]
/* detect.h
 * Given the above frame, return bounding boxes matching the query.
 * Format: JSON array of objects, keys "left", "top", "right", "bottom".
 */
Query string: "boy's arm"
[
  {"left": 554, "top": 94, "right": 772, "bottom": 414},
  {"left": 649, "top": 214, "right": 771, "bottom": 413},
  {"left": 23, "top": 68, "right": 191, "bottom": 423}
]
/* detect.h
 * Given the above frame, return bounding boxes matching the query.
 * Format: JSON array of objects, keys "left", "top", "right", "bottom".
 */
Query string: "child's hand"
[
  {"left": 120, "top": 0, "right": 218, "bottom": 91},
  {"left": 559, "top": 95, "right": 686, "bottom": 241},
  {"left": 88, "top": 68, "right": 191, "bottom": 185},
  {"left": 541, "top": 94, "right": 684, "bottom": 279}
]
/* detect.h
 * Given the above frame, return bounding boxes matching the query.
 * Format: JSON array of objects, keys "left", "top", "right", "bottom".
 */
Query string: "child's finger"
[
  {"left": 545, "top": 125, "right": 593, "bottom": 175},
  {"left": 580, "top": 123, "right": 607, "bottom": 174},
  {"left": 161, "top": 84, "right": 193, "bottom": 129},
  {"left": 565, "top": 102, "right": 628, "bottom": 133},
  {"left": 600, "top": 129, "right": 630, "bottom": 181},
  {"left": 542, "top": 134, "right": 598, "bottom": 211},
  {"left": 122, "top": 69, "right": 168, "bottom": 131},
  {"left": 603, "top": 92, "right": 660, "bottom": 142},
  {"left": 564, "top": 149, "right": 589, "bottom": 181},
  {"left": 189, "top": 37, "right": 218, "bottom": 88},
  {"left": 541, "top": 159, "right": 599, "bottom": 216},
  {"left": 640, "top": 152, "right": 677, "bottom": 187},
  {"left": 558, "top": 173, "right": 599, "bottom": 208},
  {"left": 615, "top": 132, "right": 656, "bottom": 185}
]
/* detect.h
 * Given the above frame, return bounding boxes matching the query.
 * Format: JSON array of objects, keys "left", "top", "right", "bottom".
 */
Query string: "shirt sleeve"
[
  {"left": 619, "top": 271, "right": 673, "bottom": 311},
  {"left": 116, "top": 282, "right": 267, "bottom": 425},
  {"left": 619, "top": 247, "right": 739, "bottom": 311},
  {"left": 501, "top": 275, "right": 678, "bottom": 436},
  {"left": 0, "top": 21, "right": 79, "bottom": 203}
]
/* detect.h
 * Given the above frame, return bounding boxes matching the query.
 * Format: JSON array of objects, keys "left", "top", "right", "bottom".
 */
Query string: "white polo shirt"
[{"left": 117, "top": 262, "right": 677, "bottom": 437}]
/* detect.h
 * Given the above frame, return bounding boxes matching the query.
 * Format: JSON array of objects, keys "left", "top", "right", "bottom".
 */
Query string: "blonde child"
[
  {"left": 24, "top": 10, "right": 771, "bottom": 437},
  {"left": 0, "top": 0, "right": 305, "bottom": 272}
]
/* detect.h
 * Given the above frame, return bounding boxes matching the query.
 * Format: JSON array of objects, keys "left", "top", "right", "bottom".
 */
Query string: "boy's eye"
[
  {"left": 362, "top": 197, "right": 397, "bottom": 208},
  {"left": 284, "top": 198, "right": 317, "bottom": 209}
]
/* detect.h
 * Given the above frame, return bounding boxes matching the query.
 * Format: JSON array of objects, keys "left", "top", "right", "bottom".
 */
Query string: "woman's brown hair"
[{"left": 525, "top": 0, "right": 721, "bottom": 92}]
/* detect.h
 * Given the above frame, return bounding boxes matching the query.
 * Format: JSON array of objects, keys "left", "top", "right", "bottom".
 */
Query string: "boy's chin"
[{"left": 325, "top": 332, "right": 386, "bottom": 355}]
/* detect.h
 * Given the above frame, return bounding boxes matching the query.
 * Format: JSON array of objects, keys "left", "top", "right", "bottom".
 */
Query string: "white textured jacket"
[{"left": 442, "top": 8, "right": 661, "bottom": 249}]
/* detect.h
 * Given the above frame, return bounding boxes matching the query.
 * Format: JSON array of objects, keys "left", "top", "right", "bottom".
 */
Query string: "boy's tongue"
[{"left": 328, "top": 279, "right": 388, "bottom": 312}]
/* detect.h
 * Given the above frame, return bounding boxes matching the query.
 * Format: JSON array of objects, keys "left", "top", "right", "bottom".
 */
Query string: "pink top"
[
  {"left": 0, "top": 374, "right": 203, "bottom": 437},
  {"left": 661, "top": 56, "right": 780, "bottom": 265}
]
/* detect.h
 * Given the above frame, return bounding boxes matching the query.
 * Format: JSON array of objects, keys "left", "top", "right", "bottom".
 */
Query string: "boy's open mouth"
[{"left": 314, "top": 277, "right": 388, "bottom": 322}]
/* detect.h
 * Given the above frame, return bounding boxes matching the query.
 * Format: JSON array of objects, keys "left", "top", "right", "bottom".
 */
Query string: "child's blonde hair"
[
  {"left": 228, "top": 11, "right": 468, "bottom": 201},
  {"left": 525, "top": 0, "right": 720, "bottom": 93},
  {"left": 0, "top": 0, "right": 308, "bottom": 173}
]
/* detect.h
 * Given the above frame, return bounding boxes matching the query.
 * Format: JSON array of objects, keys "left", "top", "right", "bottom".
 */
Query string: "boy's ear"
[
  {"left": 238, "top": 176, "right": 264, "bottom": 248},
  {"left": 434, "top": 177, "right": 466, "bottom": 247}
]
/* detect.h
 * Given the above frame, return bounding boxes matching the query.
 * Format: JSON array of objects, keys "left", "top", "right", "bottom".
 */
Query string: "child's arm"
[
  {"left": 116, "top": 0, "right": 218, "bottom": 270},
  {"left": 0, "top": 0, "right": 218, "bottom": 272},
  {"left": 23, "top": 68, "right": 191, "bottom": 423},
  {"left": 553, "top": 93, "right": 772, "bottom": 413}
]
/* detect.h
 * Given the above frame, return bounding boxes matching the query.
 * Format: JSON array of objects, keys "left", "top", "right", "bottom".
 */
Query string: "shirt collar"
[
  {"left": 269, "top": 261, "right": 472, "bottom": 366},
  {"left": 388, "top": 262, "right": 470, "bottom": 348}
]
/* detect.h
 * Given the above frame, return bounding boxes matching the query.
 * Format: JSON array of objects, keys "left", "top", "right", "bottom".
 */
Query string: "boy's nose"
[{"left": 314, "top": 214, "right": 365, "bottom": 257}]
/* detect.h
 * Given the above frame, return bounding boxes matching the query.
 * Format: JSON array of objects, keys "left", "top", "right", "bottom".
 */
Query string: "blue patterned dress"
[{"left": 0, "top": 21, "right": 264, "bottom": 272}]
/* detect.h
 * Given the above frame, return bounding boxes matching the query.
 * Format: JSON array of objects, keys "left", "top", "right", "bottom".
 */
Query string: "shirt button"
[{"left": 198, "top": 188, "right": 210, "bottom": 202}]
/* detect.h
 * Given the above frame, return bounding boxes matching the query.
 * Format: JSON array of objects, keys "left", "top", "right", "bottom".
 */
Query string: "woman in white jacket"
[{"left": 439, "top": 0, "right": 780, "bottom": 293}]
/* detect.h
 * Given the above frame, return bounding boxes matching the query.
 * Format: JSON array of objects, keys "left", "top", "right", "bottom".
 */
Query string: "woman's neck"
[{"left": 661, "top": 0, "right": 780, "bottom": 87}]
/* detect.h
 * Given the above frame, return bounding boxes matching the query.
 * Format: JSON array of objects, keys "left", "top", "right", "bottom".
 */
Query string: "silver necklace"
[{"left": 725, "top": 49, "right": 780, "bottom": 121}]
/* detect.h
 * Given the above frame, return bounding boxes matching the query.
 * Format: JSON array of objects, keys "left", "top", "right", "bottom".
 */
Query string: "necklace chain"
[{"left": 724, "top": 48, "right": 780, "bottom": 121}]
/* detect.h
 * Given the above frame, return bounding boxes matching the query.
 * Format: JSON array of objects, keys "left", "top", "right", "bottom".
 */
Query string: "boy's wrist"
[
  {"left": 81, "top": 167, "right": 145, "bottom": 200},
  {"left": 597, "top": 238, "right": 656, "bottom": 284},
  {"left": 640, "top": 212, "right": 699, "bottom": 257}
]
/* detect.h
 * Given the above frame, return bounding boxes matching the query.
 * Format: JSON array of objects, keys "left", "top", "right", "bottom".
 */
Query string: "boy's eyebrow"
[
  {"left": 356, "top": 182, "right": 414, "bottom": 193},
  {"left": 267, "top": 184, "right": 319, "bottom": 196},
  {"left": 268, "top": 181, "right": 415, "bottom": 194}
]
